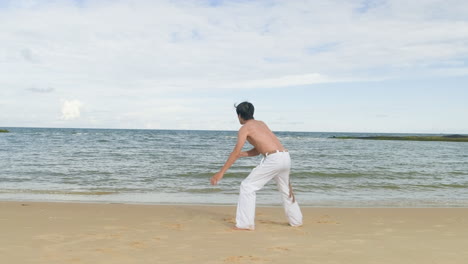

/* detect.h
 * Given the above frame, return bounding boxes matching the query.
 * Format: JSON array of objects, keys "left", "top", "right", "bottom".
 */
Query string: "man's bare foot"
[
  {"left": 290, "top": 224, "right": 303, "bottom": 228},
  {"left": 232, "top": 226, "right": 254, "bottom": 231}
]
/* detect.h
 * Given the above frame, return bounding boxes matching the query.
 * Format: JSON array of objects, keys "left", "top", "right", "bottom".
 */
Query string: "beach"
[{"left": 1, "top": 202, "right": 467, "bottom": 264}]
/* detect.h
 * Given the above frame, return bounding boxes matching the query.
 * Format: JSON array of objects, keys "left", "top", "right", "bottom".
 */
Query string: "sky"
[{"left": 1, "top": 0, "right": 467, "bottom": 133}]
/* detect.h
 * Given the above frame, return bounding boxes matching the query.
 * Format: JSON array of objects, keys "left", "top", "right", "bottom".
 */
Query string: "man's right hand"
[{"left": 210, "top": 172, "right": 224, "bottom": 185}]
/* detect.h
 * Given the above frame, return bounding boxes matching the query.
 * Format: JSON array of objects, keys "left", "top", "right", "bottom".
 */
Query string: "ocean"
[{"left": 1, "top": 127, "right": 467, "bottom": 207}]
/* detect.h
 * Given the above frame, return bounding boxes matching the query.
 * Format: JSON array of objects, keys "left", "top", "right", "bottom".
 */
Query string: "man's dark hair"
[{"left": 235, "top": 101, "right": 255, "bottom": 120}]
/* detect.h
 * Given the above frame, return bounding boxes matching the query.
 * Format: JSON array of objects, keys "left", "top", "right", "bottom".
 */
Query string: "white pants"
[{"left": 236, "top": 151, "right": 303, "bottom": 230}]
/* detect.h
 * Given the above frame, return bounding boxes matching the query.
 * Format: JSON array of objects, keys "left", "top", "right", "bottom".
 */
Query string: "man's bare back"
[
  {"left": 210, "top": 113, "right": 285, "bottom": 185},
  {"left": 241, "top": 119, "right": 285, "bottom": 155}
]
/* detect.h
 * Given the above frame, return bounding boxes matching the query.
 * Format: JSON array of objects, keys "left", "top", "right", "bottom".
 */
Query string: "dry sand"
[{"left": 1, "top": 202, "right": 467, "bottom": 264}]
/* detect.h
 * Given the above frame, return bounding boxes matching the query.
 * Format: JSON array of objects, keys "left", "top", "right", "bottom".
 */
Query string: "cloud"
[
  {"left": 20, "top": 48, "right": 40, "bottom": 63},
  {"left": 224, "top": 73, "right": 333, "bottom": 89},
  {"left": 61, "top": 100, "right": 82, "bottom": 120},
  {"left": 26, "top": 87, "right": 54, "bottom": 93}
]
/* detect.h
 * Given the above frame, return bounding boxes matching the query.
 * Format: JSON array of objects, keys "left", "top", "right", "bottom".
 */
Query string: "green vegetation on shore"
[
  {"left": 0, "top": 129, "right": 10, "bottom": 133},
  {"left": 331, "top": 135, "right": 468, "bottom": 142}
]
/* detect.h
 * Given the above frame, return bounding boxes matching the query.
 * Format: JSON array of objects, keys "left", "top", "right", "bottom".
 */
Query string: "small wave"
[
  {"left": 0, "top": 189, "right": 118, "bottom": 196},
  {"left": 0, "top": 177, "right": 32, "bottom": 183},
  {"left": 410, "top": 183, "right": 468, "bottom": 189},
  {"left": 443, "top": 184, "right": 468, "bottom": 188},
  {"left": 181, "top": 188, "right": 223, "bottom": 194},
  {"left": 175, "top": 172, "right": 248, "bottom": 179},
  {"left": 449, "top": 171, "right": 467, "bottom": 176},
  {"left": 293, "top": 184, "right": 338, "bottom": 192},
  {"left": 291, "top": 171, "right": 369, "bottom": 179},
  {"left": 354, "top": 184, "right": 402, "bottom": 190}
]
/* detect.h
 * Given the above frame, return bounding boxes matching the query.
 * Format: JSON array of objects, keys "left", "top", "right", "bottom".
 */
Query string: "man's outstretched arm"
[{"left": 211, "top": 128, "right": 248, "bottom": 185}]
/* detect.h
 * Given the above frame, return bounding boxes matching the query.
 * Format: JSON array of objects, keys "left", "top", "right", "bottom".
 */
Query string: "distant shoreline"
[
  {"left": 1, "top": 126, "right": 466, "bottom": 135},
  {"left": 332, "top": 135, "right": 468, "bottom": 142}
]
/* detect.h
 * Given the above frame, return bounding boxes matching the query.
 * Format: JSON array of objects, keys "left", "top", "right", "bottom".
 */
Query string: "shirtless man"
[{"left": 211, "top": 102, "right": 303, "bottom": 230}]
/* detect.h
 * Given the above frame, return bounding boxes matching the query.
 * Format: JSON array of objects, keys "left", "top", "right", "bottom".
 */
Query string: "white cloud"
[
  {"left": 26, "top": 86, "right": 54, "bottom": 93},
  {"left": 224, "top": 73, "right": 332, "bottom": 89},
  {"left": 61, "top": 99, "right": 83, "bottom": 121}
]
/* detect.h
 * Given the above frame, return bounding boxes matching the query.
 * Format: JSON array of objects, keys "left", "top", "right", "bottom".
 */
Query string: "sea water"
[{"left": 1, "top": 127, "right": 467, "bottom": 207}]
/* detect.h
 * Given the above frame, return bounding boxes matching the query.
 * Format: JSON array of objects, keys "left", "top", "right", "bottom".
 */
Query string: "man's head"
[{"left": 235, "top": 101, "right": 254, "bottom": 123}]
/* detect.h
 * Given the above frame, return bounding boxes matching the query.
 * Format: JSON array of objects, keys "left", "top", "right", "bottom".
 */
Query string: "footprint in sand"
[
  {"left": 162, "top": 223, "right": 184, "bottom": 230},
  {"left": 95, "top": 247, "right": 116, "bottom": 254},
  {"left": 268, "top": 246, "right": 291, "bottom": 252},
  {"left": 258, "top": 220, "right": 288, "bottom": 226},
  {"left": 105, "top": 233, "right": 122, "bottom": 239},
  {"left": 224, "top": 255, "right": 269, "bottom": 263},
  {"left": 66, "top": 257, "right": 82, "bottom": 263},
  {"left": 316, "top": 215, "right": 340, "bottom": 224},
  {"left": 223, "top": 218, "right": 236, "bottom": 224},
  {"left": 129, "top": 241, "right": 148, "bottom": 249}
]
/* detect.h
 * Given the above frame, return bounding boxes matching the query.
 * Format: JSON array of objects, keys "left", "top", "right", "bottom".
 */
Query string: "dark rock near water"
[{"left": 442, "top": 134, "right": 468, "bottom": 138}]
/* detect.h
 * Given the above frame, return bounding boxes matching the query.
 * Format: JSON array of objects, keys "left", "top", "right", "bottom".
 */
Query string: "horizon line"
[{"left": 1, "top": 126, "right": 466, "bottom": 135}]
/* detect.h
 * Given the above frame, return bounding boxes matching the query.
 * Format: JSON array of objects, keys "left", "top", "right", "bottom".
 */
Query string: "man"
[{"left": 211, "top": 102, "right": 303, "bottom": 230}]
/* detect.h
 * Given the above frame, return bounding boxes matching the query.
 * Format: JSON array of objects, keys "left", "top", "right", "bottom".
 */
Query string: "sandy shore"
[{"left": 1, "top": 202, "right": 467, "bottom": 264}]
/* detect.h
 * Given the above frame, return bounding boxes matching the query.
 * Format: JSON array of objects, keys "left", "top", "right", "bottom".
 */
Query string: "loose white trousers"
[{"left": 236, "top": 151, "right": 303, "bottom": 230}]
